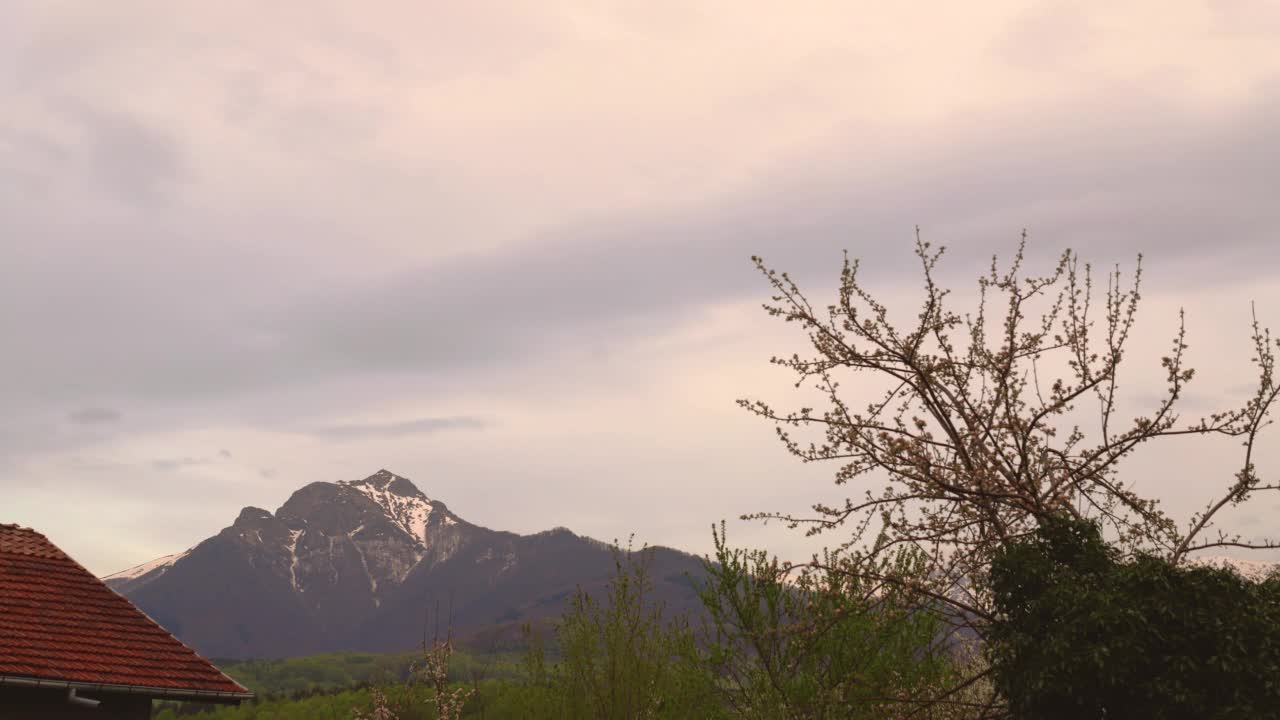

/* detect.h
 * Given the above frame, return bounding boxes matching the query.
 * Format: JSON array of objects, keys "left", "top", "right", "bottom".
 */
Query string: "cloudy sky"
[{"left": 3, "top": 1, "right": 1279, "bottom": 576}]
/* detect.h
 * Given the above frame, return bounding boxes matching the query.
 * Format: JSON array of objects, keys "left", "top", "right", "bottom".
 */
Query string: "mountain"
[
  {"left": 104, "top": 470, "right": 706, "bottom": 659},
  {"left": 1189, "top": 554, "right": 1280, "bottom": 582}
]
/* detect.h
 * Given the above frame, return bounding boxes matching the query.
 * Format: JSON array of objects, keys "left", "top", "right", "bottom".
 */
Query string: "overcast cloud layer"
[{"left": 3, "top": 1, "right": 1279, "bottom": 574}]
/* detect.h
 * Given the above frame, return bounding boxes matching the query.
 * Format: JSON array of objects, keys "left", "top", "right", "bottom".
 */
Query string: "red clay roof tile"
[{"left": 0, "top": 524, "right": 249, "bottom": 696}]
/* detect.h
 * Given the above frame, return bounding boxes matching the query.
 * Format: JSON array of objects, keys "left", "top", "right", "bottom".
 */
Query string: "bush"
[
  {"left": 988, "top": 516, "right": 1280, "bottom": 719},
  {"left": 697, "top": 524, "right": 961, "bottom": 719},
  {"left": 520, "top": 541, "right": 724, "bottom": 719}
]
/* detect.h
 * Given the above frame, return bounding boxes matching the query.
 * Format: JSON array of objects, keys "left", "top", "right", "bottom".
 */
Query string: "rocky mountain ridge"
[{"left": 105, "top": 470, "right": 705, "bottom": 658}]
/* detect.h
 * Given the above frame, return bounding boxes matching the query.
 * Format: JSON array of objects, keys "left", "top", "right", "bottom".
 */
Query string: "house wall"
[{"left": 0, "top": 686, "right": 151, "bottom": 719}]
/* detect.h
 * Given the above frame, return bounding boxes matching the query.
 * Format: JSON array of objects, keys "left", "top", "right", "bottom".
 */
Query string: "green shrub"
[
  {"left": 988, "top": 516, "right": 1280, "bottom": 720},
  {"left": 697, "top": 523, "right": 960, "bottom": 719},
  {"left": 519, "top": 540, "right": 724, "bottom": 720}
]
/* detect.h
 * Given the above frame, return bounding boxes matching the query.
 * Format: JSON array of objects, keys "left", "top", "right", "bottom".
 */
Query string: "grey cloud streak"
[
  {"left": 3, "top": 88, "right": 1279, "bottom": 430},
  {"left": 67, "top": 407, "right": 121, "bottom": 424},
  {"left": 311, "top": 416, "right": 488, "bottom": 441},
  {"left": 151, "top": 456, "right": 214, "bottom": 472},
  {"left": 167, "top": 90, "right": 1280, "bottom": 391}
]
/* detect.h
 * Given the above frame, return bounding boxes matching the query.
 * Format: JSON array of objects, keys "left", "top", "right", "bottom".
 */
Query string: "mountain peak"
[
  {"left": 334, "top": 471, "right": 441, "bottom": 544},
  {"left": 235, "top": 506, "right": 274, "bottom": 524},
  {"left": 340, "top": 469, "right": 427, "bottom": 500},
  {"left": 104, "top": 469, "right": 709, "bottom": 660}
]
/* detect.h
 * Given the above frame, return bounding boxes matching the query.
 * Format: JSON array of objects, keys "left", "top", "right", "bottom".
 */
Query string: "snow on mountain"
[
  {"left": 103, "top": 469, "right": 708, "bottom": 659},
  {"left": 104, "top": 548, "right": 191, "bottom": 583},
  {"left": 338, "top": 470, "right": 434, "bottom": 544},
  {"left": 1189, "top": 555, "right": 1279, "bottom": 582},
  {"left": 103, "top": 471, "right": 450, "bottom": 601},
  {"left": 287, "top": 529, "right": 304, "bottom": 592}
]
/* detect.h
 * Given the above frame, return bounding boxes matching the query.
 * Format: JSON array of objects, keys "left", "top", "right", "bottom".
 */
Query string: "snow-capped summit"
[
  {"left": 341, "top": 469, "right": 428, "bottom": 498},
  {"left": 337, "top": 470, "right": 441, "bottom": 544},
  {"left": 100, "top": 469, "right": 705, "bottom": 660}
]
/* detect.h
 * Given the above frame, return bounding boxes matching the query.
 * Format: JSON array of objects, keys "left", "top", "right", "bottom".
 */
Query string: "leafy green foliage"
[
  {"left": 698, "top": 523, "right": 960, "bottom": 719},
  {"left": 988, "top": 515, "right": 1280, "bottom": 720},
  {"left": 517, "top": 540, "right": 725, "bottom": 719},
  {"left": 154, "top": 688, "right": 376, "bottom": 720},
  {"left": 153, "top": 650, "right": 528, "bottom": 719},
  {"left": 213, "top": 651, "right": 417, "bottom": 697}
]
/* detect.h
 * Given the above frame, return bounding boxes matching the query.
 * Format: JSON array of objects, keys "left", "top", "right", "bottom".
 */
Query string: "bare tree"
[
  {"left": 740, "top": 232, "right": 1280, "bottom": 717},
  {"left": 356, "top": 596, "right": 474, "bottom": 720}
]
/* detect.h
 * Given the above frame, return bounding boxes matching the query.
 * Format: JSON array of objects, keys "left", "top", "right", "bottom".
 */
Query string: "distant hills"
[{"left": 105, "top": 470, "right": 706, "bottom": 659}]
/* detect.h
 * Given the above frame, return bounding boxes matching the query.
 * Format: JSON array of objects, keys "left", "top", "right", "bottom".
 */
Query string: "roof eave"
[{"left": 0, "top": 674, "right": 254, "bottom": 705}]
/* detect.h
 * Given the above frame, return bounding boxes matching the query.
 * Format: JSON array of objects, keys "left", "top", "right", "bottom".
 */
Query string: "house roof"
[{"left": 0, "top": 524, "right": 251, "bottom": 700}]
